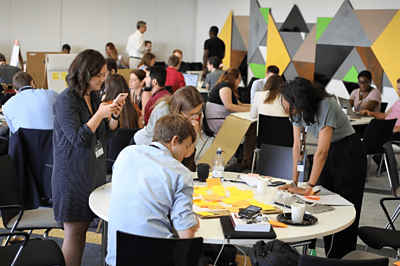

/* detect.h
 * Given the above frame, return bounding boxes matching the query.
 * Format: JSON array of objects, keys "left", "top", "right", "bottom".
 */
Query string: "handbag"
[{"left": 250, "top": 239, "right": 300, "bottom": 266}]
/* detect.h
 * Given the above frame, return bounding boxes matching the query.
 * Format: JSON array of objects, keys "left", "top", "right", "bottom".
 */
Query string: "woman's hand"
[
  {"left": 190, "top": 118, "right": 200, "bottom": 132},
  {"left": 287, "top": 187, "right": 312, "bottom": 196},
  {"left": 360, "top": 110, "right": 371, "bottom": 116},
  {"left": 113, "top": 100, "right": 125, "bottom": 117},
  {"left": 97, "top": 102, "right": 119, "bottom": 119},
  {"left": 278, "top": 184, "right": 292, "bottom": 190}
]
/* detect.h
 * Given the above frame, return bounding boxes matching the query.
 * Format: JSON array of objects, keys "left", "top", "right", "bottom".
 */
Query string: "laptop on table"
[{"left": 183, "top": 73, "right": 199, "bottom": 87}]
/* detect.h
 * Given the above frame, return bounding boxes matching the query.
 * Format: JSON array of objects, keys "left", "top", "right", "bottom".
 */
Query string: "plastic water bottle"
[{"left": 212, "top": 148, "right": 225, "bottom": 182}]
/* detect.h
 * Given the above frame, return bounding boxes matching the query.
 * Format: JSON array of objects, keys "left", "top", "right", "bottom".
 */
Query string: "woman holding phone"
[
  {"left": 278, "top": 77, "right": 366, "bottom": 259},
  {"left": 52, "top": 49, "right": 124, "bottom": 266}
]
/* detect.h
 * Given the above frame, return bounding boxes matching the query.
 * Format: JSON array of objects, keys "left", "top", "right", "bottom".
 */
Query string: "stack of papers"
[
  {"left": 238, "top": 174, "right": 258, "bottom": 187},
  {"left": 230, "top": 213, "right": 271, "bottom": 232}
]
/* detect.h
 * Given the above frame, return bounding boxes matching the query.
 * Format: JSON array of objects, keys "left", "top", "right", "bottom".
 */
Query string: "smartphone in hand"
[{"left": 113, "top": 93, "right": 128, "bottom": 104}]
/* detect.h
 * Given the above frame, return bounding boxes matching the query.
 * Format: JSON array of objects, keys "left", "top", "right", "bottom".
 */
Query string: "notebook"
[{"left": 183, "top": 73, "right": 199, "bottom": 87}]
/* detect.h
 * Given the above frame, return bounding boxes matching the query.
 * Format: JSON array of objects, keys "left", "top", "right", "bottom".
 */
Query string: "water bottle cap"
[{"left": 217, "top": 148, "right": 222, "bottom": 154}]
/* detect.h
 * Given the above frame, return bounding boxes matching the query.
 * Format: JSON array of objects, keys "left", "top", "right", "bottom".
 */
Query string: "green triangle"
[
  {"left": 249, "top": 63, "right": 266, "bottom": 79},
  {"left": 259, "top": 8, "right": 270, "bottom": 25},
  {"left": 316, "top": 17, "right": 332, "bottom": 42},
  {"left": 342, "top": 65, "right": 359, "bottom": 83}
]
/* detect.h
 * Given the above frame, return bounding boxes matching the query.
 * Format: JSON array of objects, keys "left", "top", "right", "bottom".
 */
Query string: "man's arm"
[
  {"left": 177, "top": 217, "right": 199, "bottom": 238},
  {"left": 202, "top": 50, "right": 210, "bottom": 79}
]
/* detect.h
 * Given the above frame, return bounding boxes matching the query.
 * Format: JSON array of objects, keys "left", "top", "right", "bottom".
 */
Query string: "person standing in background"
[
  {"left": 126, "top": 21, "right": 147, "bottom": 69},
  {"left": 202, "top": 26, "right": 225, "bottom": 80}
]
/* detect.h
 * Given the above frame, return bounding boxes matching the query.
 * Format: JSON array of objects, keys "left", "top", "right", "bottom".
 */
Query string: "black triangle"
[{"left": 280, "top": 5, "right": 309, "bottom": 33}]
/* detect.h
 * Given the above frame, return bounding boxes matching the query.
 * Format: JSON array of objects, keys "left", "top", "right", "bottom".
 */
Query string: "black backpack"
[{"left": 250, "top": 239, "right": 300, "bottom": 266}]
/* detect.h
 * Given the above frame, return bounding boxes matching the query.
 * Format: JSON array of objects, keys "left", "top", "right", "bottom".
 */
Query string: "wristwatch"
[{"left": 111, "top": 114, "right": 120, "bottom": 120}]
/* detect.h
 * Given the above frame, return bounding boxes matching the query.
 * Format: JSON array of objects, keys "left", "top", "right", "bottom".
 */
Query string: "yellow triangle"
[
  {"left": 219, "top": 10, "right": 232, "bottom": 69},
  {"left": 371, "top": 10, "right": 400, "bottom": 90},
  {"left": 266, "top": 13, "right": 291, "bottom": 73}
]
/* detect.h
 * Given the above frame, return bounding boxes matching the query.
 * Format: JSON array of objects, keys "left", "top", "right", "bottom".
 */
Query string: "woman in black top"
[{"left": 52, "top": 49, "right": 124, "bottom": 265}]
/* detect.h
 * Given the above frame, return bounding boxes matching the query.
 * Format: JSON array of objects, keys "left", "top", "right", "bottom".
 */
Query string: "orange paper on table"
[
  {"left": 202, "top": 194, "right": 222, "bottom": 202},
  {"left": 193, "top": 198, "right": 201, "bottom": 202},
  {"left": 194, "top": 200, "right": 219, "bottom": 208},
  {"left": 207, "top": 178, "right": 222, "bottom": 187},
  {"left": 208, "top": 205, "right": 226, "bottom": 210},
  {"left": 269, "top": 220, "right": 288, "bottom": 228},
  {"left": 232, "top": 200, "right": 250, "bottom": 208},
  {"left": 226, "top": 186, "right": 242, "bottom": 194},
  {"left": 248, "top": 199, "right": 275, "bottom": 210},
  {"left": 393, "top": 261, "right": 400, "bottom": 266},
  {"left": 305, "top": 195, "right": 320, "bottom": 200},
  {"left": 227, "top": 207, "right": 240, "bottom": 213},
  {"left": 221, "top": 197, "right": 236, "bottom": 205}
]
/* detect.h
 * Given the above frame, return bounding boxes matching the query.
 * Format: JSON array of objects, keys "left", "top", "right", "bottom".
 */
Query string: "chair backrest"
[
  {"left": 247, "top": 77, "right": 259, "bottom": 88},
  {"left": 189, "top": 62, "right": 203, "bottom": 71},
  {"left": 298, "top": 254, "right": 388, "bottom": 266},
  {"left": 116, "top": 231, "right": 203, "bottom": 266},
  {"left": 258, "top": 114, "right": 293, "bottom": 148},
  {"left": 362, "top": 119, "right": 397, "bottom": 155},
  {"left": 383, "top": 141, "right": 400, "bottom": 197},
  {"left": 0, "top": 154, "right": 26, "bottom": 227},
  {"left": 107, "top": 128, "right": 140, "bottom": 173},
  {"left": 202, "top": 110, "right": 215, "bottom": 137},
  {"left": 256, "top": 144, "right": 305, "bottom": 182},
  {"left": 380, "top": 102, "right": 388, "bottom": 113}
]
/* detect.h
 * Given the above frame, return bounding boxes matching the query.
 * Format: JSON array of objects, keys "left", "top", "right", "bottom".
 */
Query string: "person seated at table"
[
  {"left": 105, "top": 42, "right": 127, "bottom": 69},
  {"left": 349, "top": 70, "right": 381, "bottom": 113},
  {"left": 279, "top": 77, "right": 367, "bottom": 259},
  {"left": 137, "top": 52, "right": 156, "bottom": 70},
  {"left": 145, "top": 40, "right": 152, "bottom": 53},
  {"left": 250, "top": 65, "right": 279, "bottom": 103},
  {"left": 173, "top": 49, "right": 190, "bottom": 73},
  {"left": 102, "top": 74, "right": 142, "bottom": 128},
  {"left": 165, "top": 55, "right": 185, "bottom": 93},
  {"left": 204, "top": 56, "right": 224, "bottom": 91},
  {"left": 129, "top": 69, "right": 149, "bottom": 112},
  {"left": 106, "top": 114, "right": 199, "bottom": 266},
  {"left": 250, "top": 75, "right": 287, "bottom": 119}
]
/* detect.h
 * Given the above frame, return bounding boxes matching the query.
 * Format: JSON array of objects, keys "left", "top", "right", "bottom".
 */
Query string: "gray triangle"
[
  {"left": 276, "top": 23, "right": 283, "bottom": 30},
  {"left": 332, "top": 48, "right": 366, "bottom": 80},
  {"left": 306, "top": 23, "right": 315, "bottom": 32},
  {"left": 383, "top": 72, "right": 392, "bottom": 88},
  {"left": 283, "top": 62, "right": 298, "bottom": 81},
  {"left": 248, "top": 0, "right": 269, "bottom": 63},
  {"left": 317, "top": 0, "right": 371, "bottom": 47},
  {"left": 249, "top": 47, "right": 266, "bottom": 65},
  {"left": 232, "top": 18, "right": 247, "bottom": 51},
  {"left": 280, "top": 5, "right": 309, "bottom": 32},
  {"left": 259, "top": 31, "right": 267, "bottom": 47},
  {"left": 280, "top": 32, "right": 304, "bottom": 59}
]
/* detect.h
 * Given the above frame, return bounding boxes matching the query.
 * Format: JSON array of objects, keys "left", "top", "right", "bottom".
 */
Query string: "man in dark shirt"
[
  {"left": 0, "top": 53, "right": 20, "bottom": 85},
  {"left": 202, "top": 26, "right": 225, "bottom": 79}
]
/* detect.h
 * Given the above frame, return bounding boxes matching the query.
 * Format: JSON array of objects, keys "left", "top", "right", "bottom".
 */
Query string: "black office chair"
[
  {"left": 380, "top": 102, "right": 388, "bottom": 113},
  {"left": 298, "top": 254, "right": 388, "bottom": 266},
  {"left": 116, "top": 231, "right": 204, "bottom": 266},
  {"left": 256, "top": 144, "right": 305, "bottom": 182},
  {"left": 189, "top": 62, "right": 203, "bottom": 71},
  {"left": 107, "top": 128, "right": 140, "bottom": 174},
  {"left": 0, "top": 155, "right": 63, "bottom": 243},
  {"left": 247, "top": 77, "right": 259, "bottom": 89},
  {"left": 0, "top": 231, "right": 65, "bottom": 266},
  {"left": 362, "top": 119, "right": 397, "bottom": 179},
  {"left": 154, "top": 61, "right": 166, "bottom": 68},
  {"left": 251, "top": 114, "right": 294, "bottom": 172}
]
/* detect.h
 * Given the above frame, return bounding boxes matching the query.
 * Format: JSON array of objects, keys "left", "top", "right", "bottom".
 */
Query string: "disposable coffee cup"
[
  {"left": 118, "top": 55, "right": 122, "bottom": 60},
  {"left": 197, "top": 163, "right": 210, "bottom": 182},
  {"left": 342, "top": 107, "right": 348, "bottom": 115},
  {"left": 257, "top": 179, "right": 268, "bottom": 194},
  {"left": 291, "top": 203, "right": 305, "bottom": 223}
]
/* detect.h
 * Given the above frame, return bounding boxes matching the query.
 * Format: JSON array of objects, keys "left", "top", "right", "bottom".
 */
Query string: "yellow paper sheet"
[
  {"left": 206, "top": 178, "right": 222, "bottom": 187},
  {"left": 212, "top": 185, "right": 226, "bottom": 197},
  {"left": 197, "top": 211, "right": 214, "bottom": 217},
  {"left": 202, "top": 194, "right": 221, "bottom": 202},
  {"left": 248, "top": 199, "right": 275, "bottom": 210},
  {"left": 227, "top": 207, "right": 240, "bottom": 213}
]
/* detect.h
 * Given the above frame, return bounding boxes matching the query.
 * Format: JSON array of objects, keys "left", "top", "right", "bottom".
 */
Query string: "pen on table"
[{"left": 312, "top": 189, "right": 321, "bottom": 195}]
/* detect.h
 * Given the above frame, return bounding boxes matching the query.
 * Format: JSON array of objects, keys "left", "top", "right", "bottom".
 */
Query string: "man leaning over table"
[{"left": 106, "top": 114, "right": 199, "bottom": 266}]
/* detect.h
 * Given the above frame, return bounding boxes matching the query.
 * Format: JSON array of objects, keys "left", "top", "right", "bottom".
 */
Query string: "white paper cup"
[
  {"left": 291, "top": 203, "right": 305, "bottom": 223},
  {"left": 257, "top": 179, "right": 268, "bottom": 194}
]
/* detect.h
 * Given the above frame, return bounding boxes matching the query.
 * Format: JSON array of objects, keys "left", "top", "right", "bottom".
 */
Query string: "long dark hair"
[
  {"left": 280, "top": 77, "right": 331, "bottom": 125},
  {"left": 215, "top": 68, "right": 240, "bottom": 98},
  {"left": 66, "top": 49, "right": 106, "bottom": 97},
  {"left": 103, "top": 74, "right": 139, "bottom": 129},
  {"left": 263, "top": 75, "right": 283, "bottom": 104}
]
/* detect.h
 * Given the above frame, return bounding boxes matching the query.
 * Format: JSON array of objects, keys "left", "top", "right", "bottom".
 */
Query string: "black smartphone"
[
  {"left": 269, "top": 181, "right": 286, "bottom": 187},
  {"left": 238, "top": 205, "right": 262, "bottom": 219}
]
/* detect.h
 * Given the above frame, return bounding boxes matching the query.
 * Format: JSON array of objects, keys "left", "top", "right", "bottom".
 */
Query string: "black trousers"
[{"left": 317, "top": 133, "right": 367, "bottom": 259}]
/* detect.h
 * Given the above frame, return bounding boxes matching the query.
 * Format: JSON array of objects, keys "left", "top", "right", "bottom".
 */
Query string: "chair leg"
[
  {"left": 96, "top": 220, "right": 103, "bottom": 233},
  {"left": 377, "top": 155, "right": 384, "bottom": 177},
  {"left": 365, "top": 155, "right": 372, "bottom": 182},
  {"left": 384, "top": 204, "right": 400, "bottom": 229},
  {"left": 251, "top": 148, "right": 259, "bottom": 173}
]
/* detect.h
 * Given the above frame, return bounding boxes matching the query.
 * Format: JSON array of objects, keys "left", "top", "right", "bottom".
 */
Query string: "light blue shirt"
[
  {"left": 106, "top": 142, "right": 197, "bottom": 266},
  {"left": 3, "top": 87, "right": 59, "bottom": 134},
  {"left": 250, "top": 78, "right": 267, "bottom": 103}
]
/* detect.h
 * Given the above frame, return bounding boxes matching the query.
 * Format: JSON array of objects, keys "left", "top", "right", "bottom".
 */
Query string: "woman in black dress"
[{"left": 52, "top": 49, "right": 124, "bottom": 266}]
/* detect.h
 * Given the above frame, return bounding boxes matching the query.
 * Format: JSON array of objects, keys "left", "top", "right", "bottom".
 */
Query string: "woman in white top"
[{"left": 250, "top": 75, "right": 287, "bottom": 119}]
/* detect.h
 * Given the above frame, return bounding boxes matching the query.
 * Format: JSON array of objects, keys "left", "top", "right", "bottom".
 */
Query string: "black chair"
[
  {"left": 107, "top": 128, "right": 140, "bottom": 174},
  {"left": 189, "top": 62, "right": 203, "bottom": 71},
  {"left": 0, "top": 231, "right": 65, "bottom": 266},
  {"left": 154, "top": 61, "right": 166, "bottom": 68},
  {"left": 251, "top": 114, "right": 294, "bottom": 172},
  {"left": 0, "top": 154, "right": 63, "bottom": 240},
  {"left": 256, "top": 144, "right": 305, "bottom": 182},
  {"left": 380, "top": 102, "right": 388, "bottom": 113},
  {"left": 247, "top": 77, "right": 259, "bottom": 89},
  {"left": 116, "top": 231, "right": 203, "bottom": 266},
  {"left": 298, "top": 254, "right": 388, "bottom": 266},
  {"left": 362, "top": 118, "right": 397, "bottom": 179}
]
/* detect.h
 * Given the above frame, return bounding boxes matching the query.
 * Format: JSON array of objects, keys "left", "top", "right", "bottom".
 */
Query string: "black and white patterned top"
[{"left": 52, "top": 88, "right": 115, "bottom": 222}]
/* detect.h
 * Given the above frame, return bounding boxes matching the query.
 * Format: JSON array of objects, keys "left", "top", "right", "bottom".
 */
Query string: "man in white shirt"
[
  {"left": 250, "top": 65, "right": 279, "bottom": 103},
  {"left": 126, "top": 21, "right": 147, "bottom": 69}
]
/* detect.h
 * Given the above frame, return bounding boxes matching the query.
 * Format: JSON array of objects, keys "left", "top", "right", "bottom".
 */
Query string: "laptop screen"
[{"left": 183, "top": 73, "right": 199, "bottom": 87}]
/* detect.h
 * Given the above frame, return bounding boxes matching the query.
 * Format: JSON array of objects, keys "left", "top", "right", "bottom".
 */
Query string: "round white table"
[{"left": 89, "top": 172, "right": 355, "bottom": 245}]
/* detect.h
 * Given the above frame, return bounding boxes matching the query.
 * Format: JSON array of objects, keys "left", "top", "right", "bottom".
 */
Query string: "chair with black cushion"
[
  {"left": 251, "top": 114, "right": 294, "bottom": 172},
  {"left": 362, "top": 118, "right": 397, "bottom": 180},
  {"left": 298, "top": 254, "right": 388, "bottom": 266},
  {"left": 116, "top": 231, "right": 203, "bottom": 266},
  {"left": 380, "top": 102, "right": 388, "bottom": 113},
  {"left": 0, "top": 231, "right": 65, "bottom": 266},
  {"left": 189, "top": 62, "right": 203, "bottom": 71},
  {"left": 247, "top": 77, "right": 259, "bottom": 89},
  {"left": 0, "top": 154, "right": 63, "bottom": 240},
  {"left": 256, "top": 144, "right": 305, "bottom": 182},
  {"left": 154, "top": 61, "right": 166, "bottom": 68},
  {"left": 107, "top": 128, "right": 141, "bottom": 174}
]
